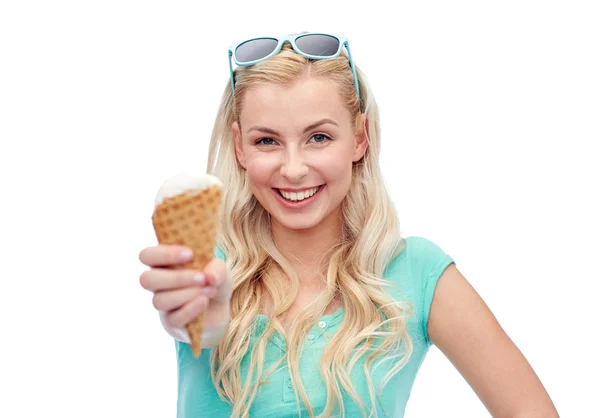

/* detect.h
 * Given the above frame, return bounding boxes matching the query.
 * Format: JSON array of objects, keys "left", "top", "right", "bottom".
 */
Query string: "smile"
[
  {"left": 272, "top": 185, "right": 325, "bottom": 207},
  {"left": 277, "top": 186, "right": 320, "bottom": 201}
]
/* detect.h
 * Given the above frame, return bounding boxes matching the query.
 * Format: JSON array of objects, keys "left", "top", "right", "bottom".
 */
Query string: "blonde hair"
[{"left": 206, "top": 35, "right": 413, "bottom": 418}]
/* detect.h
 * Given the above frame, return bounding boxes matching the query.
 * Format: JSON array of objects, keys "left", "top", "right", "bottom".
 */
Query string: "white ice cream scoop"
[{"left": 154, "top": 172, "right": 223, "bottom": 207}]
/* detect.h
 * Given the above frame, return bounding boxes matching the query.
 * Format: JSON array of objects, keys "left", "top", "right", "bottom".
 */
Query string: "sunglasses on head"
[{"left": 228, "top": 33, "right": 360, "bottom": 103}]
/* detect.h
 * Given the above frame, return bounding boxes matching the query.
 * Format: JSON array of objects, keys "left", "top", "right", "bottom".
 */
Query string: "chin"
[{"left": 270, "top": 212, "right": 324, "bottom": 231}]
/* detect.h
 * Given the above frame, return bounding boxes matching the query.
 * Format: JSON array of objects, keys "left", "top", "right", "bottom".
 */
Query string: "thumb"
[{"left": 203, "top": 257, "right": 233, "bottom": 303}]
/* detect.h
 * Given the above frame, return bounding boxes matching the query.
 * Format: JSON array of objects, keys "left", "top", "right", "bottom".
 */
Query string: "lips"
[
  {"left": 272, "top": 185, "right": 325, "bottom": 208},
  {"left": 277, "top": 186, "right": 321, "bottom": 201}
]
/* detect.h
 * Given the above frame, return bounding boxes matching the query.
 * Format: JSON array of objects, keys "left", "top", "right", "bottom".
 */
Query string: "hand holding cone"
[{"left": 151, "top": 173, "right": 223, "bottom": 357}]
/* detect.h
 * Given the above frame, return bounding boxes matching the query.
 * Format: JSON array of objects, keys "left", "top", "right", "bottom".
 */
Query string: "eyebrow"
[{"left": 247, "top": 118, "right": 339, "bottom": 136}]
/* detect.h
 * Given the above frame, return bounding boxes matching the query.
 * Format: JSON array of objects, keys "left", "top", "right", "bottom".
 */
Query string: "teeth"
[{"left": 279, "top": 187, "right": 319, "bottom": 201}]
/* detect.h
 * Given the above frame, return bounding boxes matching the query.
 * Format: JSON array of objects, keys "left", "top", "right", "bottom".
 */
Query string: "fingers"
[
  {"left": 203, "top": 257, "right": 225, "bottom": 287},
  {"left": 203, "top": 257, "right": 233, "bottom": 303},
  {"left": 162, "top": 297, "right": 210, "bottom": 329},
  {"left": 140, "top": 268, "right": 207, "bottom": 292},
  {"left": 139, "top": 245, "right": 194, "bottom": 267},
  {"left": 153, "top": 286, "right": 217, "bottom": 312}
]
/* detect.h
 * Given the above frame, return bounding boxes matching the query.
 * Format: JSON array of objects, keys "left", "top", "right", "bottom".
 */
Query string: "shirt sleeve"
[
  {"left": 408, "top": 236, "right": 456, "bottom": 346},
  {"left": 214, "top": 245, "right": 226, "bottom": 261}
]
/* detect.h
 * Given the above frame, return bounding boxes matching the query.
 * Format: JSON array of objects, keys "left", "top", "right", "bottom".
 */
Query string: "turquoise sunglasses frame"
[{"left": 227, "top": 33, "right": 360, "bottom": 103}]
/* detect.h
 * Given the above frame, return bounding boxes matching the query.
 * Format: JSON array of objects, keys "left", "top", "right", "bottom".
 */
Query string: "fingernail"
[
  {"left": 203, "top": 273, "right": 214, "bottom": 286},
  {"left": 180, "top": 249, "right": 193, "bottom": 260},
  {"left": 193, "top": 273, "right": 205, "bottom": 284}
]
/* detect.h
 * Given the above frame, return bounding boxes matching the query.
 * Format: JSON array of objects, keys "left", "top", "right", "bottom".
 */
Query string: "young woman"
[{"left": 139, "top": 33, "right": 559, "bottom": 418}]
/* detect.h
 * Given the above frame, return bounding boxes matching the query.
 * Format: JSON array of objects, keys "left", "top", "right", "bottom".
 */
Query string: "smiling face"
[{"left": 233, "top": 76, "right": 367, "bottom": 232}]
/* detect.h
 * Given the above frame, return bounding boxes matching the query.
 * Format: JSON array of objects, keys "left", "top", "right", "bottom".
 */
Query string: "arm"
[
  {"left": 427, "top": 263, "right": 559, "bottom": 417},
  {"left": 160, "top": 310, "right": 191, "bottom": 343},
  {"left": 159, "top": 310, "right": 230, "bottom": 348}
]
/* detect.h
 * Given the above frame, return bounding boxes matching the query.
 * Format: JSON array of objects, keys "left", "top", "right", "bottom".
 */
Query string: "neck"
[{"left": 271, "top": 207, "right": 342, "bottom": 286}]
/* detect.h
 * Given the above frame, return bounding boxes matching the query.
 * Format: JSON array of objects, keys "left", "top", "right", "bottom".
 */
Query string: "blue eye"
[
  {"left": 311, "top": 134, "right": 332, "bottom": 143},
  {"left": 255, "top": 137, "right": 277, "bottom": 146}
]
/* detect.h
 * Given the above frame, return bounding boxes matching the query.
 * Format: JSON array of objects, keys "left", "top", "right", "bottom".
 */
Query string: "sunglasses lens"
[
  {"left": 295, "top": 34, "right": 340, "bottom": 57},
  {"left": 235, "top": 38, "right": 278, "bottom": 63}
]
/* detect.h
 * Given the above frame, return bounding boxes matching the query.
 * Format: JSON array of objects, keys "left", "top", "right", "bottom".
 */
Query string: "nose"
[{"left": 280, "top": 148, "right": 308, "bottom": 182}]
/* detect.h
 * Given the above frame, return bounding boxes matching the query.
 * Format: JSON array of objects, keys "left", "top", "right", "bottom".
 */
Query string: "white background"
[{"left": 1, "top": 1, "right": 598, "bottom": 417}]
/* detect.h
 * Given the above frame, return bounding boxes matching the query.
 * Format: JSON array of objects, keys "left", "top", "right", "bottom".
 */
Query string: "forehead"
[{"left": 239, "top": 77, "right": 351, "bottom": 130}]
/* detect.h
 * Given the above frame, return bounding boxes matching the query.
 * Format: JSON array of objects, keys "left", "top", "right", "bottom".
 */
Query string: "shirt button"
[
  {"left": 307, "top": 333, "right": 315, "bottom": 340},
  {"left": 318, "top": 321, "right": 327, "bottom": 328}
]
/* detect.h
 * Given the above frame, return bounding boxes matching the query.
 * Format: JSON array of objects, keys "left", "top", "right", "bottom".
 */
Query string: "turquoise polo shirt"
[{"left": 172, "top": 236, "right": 455, "bottom": 417}]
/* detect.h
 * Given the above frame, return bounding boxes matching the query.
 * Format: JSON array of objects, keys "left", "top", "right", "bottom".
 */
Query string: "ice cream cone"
[{"left": 151, "top": 173, "right": 223, "bottom": 357}]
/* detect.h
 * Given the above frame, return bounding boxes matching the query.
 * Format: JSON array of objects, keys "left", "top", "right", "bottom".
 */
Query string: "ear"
[
  {"left": 352, "top": 113, "right": 369, "bottom": 162},
  {"left": 232, "top": 121, "right": 247, "bottom": 169}
]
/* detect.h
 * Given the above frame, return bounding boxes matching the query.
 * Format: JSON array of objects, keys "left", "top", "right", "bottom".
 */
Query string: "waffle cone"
[{"left": 151, "top": 185, "right": 222, "bottom": 357}]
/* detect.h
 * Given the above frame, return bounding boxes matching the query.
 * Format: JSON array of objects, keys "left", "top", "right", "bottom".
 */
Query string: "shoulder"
[
  {"left": 385, "top": 235, "right": 456, "bottom": 345},
  {"left": 386, "top": 235, "right": 454, "bottom": 278},
  {"left": 409, "top": 236, "right": 454, "bottom": 279}
]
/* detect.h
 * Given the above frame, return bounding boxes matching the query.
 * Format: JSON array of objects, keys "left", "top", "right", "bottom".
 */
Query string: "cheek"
[
  {"left": 316, "top": 149, "right": 353, "bottom": 182},
  {"left": 245, "top": 154, "right": 278, "bottom": 187}
]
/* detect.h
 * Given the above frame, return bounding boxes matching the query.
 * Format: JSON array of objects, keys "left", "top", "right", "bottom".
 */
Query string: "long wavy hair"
[{"left": 205, "top": 34, "right": 413, "bottom": 418}]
